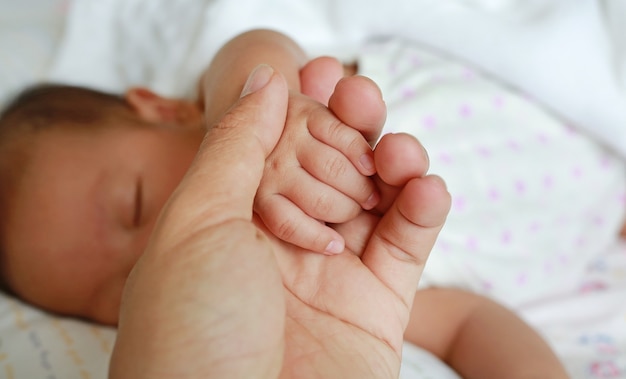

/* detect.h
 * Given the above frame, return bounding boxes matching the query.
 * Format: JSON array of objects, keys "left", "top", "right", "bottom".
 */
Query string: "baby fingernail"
[
  {"left": 359, "top": 153, "right": 375, "bottom": 172},
  {"left": 325, "top": 240, "right": 344, "bottom": 255},
  {"left": 364, "top": 191, "right": 380, "bottom": 210}
]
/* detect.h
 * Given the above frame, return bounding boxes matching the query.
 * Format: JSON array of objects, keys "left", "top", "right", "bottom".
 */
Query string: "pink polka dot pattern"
[
  {"left": 359, "top": 38, "right": 626, "bottom": 304},
  {"left": 422, "top": 115, "right": 437, "bottom": 129},
  {"left": 458, "top": 104, "right": 472, "bottom": 118},
  {"left": 359, "top": 39, "right": 626, "bottom": 375}
]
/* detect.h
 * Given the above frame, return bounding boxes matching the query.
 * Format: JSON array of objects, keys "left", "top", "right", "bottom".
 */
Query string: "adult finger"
[
  {"left": 111, "top": 64, "right": 290, "bottom": 378},
  {"left": 361, "top": 135, "right": 451, "bottom": 309},
  {"left": 157, "top": 64, "right": 289, "bottom": 242},
  {"left": 372, "top": 133, "right": 430, "bottom": 213}
]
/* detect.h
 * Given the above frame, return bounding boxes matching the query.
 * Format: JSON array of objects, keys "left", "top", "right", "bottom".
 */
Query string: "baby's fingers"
[
  {"left": 299, "top": 140, "right": 380, "bottom": 211},
  {"left": 254, "top": 195, "right": 345, "bottom": 255},
  {"left": 327, "top": 75, "right": 387, "bottom": 146},
  {"left": 307, "top": 108, "right": 377, "bottom": 177}
]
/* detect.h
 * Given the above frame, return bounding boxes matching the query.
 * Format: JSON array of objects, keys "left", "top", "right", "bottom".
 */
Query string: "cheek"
[
  {"left": 86, "top": 240, "right": 147, "bottom": 325},
  {"left": 6, "top": 246, "right": 112, "bottom": 322},
  {"left": 87, "top": 275, "right": 128, "bottom": 325},
  {"left": 135, "top": 131, "right": 199, "bottom": 256},
  {"left": 149, "top": 146, "right": 197, "bottom": 217},
  {"left": 164, "top": 155, "right": 195, "bottom": 193}
]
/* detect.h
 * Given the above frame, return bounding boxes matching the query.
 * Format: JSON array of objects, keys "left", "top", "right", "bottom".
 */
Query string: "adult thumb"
[
  {"left": 164, "top": 65, "right": 288, "bottom": 233},
  {"left": 111, "top": 65, "right": 289, "bottom": 379}
]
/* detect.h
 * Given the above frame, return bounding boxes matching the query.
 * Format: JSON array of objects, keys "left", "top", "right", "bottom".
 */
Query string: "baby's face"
[{"left": 2, "top": 122, "right": 203, "bottom": 325}]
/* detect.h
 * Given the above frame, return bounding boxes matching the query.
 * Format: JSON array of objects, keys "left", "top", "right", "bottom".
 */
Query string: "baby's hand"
[{"left": 254, "top": 73, "right": 387, "bottom": 255}]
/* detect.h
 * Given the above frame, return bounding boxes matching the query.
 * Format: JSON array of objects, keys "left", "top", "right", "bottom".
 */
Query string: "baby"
[{"left": 0, "top": 29, "right": 568, "bottom": 378}]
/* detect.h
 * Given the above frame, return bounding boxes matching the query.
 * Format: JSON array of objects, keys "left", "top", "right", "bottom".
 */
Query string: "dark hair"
[
  {"left": 0, "top": 83, "right": 129, "bottom": 133},
  {"left": 0, "top": 83, "right": 130, "bottom": 291}
]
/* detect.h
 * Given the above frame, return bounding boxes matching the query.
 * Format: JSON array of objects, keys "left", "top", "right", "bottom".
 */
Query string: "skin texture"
[
  {"left": 254, "top": 74, "right": 386, "bottom": 254},
  {"left": 201, "top": 30, "right": 384, "bottom": 254},
  {"left": 0, "top": 31, "right": 379, "bottom": 323},
  {"left": 109, "top": 64, "right": 451, "bottom": 379},
  {"left": 2, "top": 120, "right": 203, "bottom": 324},
  {"left": 2, "top": 29, "right": 568, "bottom": 378},
  {"left": 406, "top": 288, "right": 570, "bottom": 379}
]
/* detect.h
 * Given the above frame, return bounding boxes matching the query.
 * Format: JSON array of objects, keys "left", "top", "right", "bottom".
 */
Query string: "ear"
[{"left": 125, "top": 87, "right": 202, "bottom": 125}]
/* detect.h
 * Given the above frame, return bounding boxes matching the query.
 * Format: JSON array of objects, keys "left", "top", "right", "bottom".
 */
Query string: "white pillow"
[
  {"left": 0, "top": 292, "right": 115, "bottom": 379},
  {"left": 0, "top": 0, "right": 67, "bottom": 108},
  {"left": 0, "top": 291, "right": 462, "bottom": 379},
  {"left": 49, "top": 0, "right": 626, "bottom": 157}
]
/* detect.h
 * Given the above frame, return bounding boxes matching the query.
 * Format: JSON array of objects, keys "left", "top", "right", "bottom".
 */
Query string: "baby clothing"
[
  {"left": 358, "top": 38, "right": 626, "bottom": 308},
  {"left": 357, "top": 39, "right": 626, "bottom": 377}
]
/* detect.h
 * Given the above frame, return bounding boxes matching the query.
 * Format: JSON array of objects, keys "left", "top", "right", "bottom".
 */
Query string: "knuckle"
[
  {"left": 313, "top": 192, "right": 334, "bottom": 218},
  {"left": 310, "top": 194, "right": 360, "bottom": 223},
  {"left": 347, "top": 132, "right": 367, "bottom": 155},
  {"left": 275, "top": 218, "right": 299, "bottom": 242},
  {"left": 325, "top": 118, "right": 345, "bottom": 142},
  {"left": 378, "top": 228, "right": 423, "bottom": 265},
  {"left": 343, "top": 136, "right": 369, "bottom": 162},
  {"left": 323, "top": 155, "right": 348, "bottom": 180},
  {"left": 309, "top": 109, "right": 342, "bottom": 140},
  {"left": 214, "top": 107, "right": 246, "bottom": 130}
]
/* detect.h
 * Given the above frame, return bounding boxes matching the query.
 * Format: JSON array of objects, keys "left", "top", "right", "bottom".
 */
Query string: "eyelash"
[{"left": 133, "top": 178, "right": 143, "bottom": 227}]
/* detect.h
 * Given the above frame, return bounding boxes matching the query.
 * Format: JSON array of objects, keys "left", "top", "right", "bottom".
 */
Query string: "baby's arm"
[
  {"left": 199, "top": 30, "right": 383, "bottom": 254},
  {"left": 199, "top": 29, "right": 305, "bottom": 124},
  {"left": 404, "top": 288, "right": 569, "bottom": 378}
]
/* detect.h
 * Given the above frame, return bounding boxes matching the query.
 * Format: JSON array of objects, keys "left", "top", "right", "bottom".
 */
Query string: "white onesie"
[{"left": 357, "top": 38, "right": 626, "bottom": 309}]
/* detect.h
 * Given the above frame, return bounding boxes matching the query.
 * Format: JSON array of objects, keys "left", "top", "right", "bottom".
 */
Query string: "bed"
[{"left": 1, "top": 1, "right": 625, "bottom": 378}]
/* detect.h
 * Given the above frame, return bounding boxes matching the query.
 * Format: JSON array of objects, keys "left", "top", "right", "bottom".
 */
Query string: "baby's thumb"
[{"left": 169, "top": 65, "right": 288, "bottom": 228}]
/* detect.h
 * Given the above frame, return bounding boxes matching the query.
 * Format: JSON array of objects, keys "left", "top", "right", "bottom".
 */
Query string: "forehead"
[
  {"left": 1, "top": 129, "right": 128, "bottom": 311},
  {"left": 15, "top": 128, "right": 129, "bottom": 234},
  {"left": 13, "top": 129, "right": 109, "bottom": 246}
]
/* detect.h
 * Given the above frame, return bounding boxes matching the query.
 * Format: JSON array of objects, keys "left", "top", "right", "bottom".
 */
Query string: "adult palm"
[
  {"left": 109, "top": 67, "right": 450, "bottom": 379},
  {"left": 266, "top": 130, "right": 448, "bottom": 378}
]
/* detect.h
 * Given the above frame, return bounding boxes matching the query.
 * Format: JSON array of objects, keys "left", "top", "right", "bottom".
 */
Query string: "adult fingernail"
[
  {"left": 363, "top": 191, "right": 380, "bottom": 210},
  {"left": 240, "top": 64, "right": 274, "bottom": 97}
]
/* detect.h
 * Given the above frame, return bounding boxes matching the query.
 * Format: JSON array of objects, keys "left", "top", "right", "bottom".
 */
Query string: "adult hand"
[
  {"left": 109, "top": 64, "right": 450, "bottom": 379},
  {"left": 110, "top": 64, "right": 288, "bottom": 378},
  {"left": 271, "top": 62, "right": 451, "bottom": 376}
]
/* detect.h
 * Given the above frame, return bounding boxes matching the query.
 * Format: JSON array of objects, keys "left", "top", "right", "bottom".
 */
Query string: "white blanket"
[
  {"left": 1, "top": 1, "right": 625, "bottom": 378},
  {"left": 359, "top": 38, "right": 626, "bottom": 377},
  {"left": 49, "top": 0, "right": 626, "bottom": 158}
]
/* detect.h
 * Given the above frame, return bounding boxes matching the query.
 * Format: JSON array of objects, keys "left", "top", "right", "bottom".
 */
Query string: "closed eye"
[{"left": 133, "top": 178, "right": 143, "bottom": 227}]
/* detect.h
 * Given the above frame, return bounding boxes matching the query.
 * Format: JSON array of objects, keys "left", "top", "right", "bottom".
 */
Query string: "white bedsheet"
[
  {"left": 359, "top": 39, "right": 626, "bottom": 377},
  {"left": 49, "top": 0, "right": 626, "bottom": 158},
  {"left": 0, "top": 0, "right": 66, "bottom": 107},
  {"left": 2, "top": 1, "right": 626, "bottom": 378}
]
